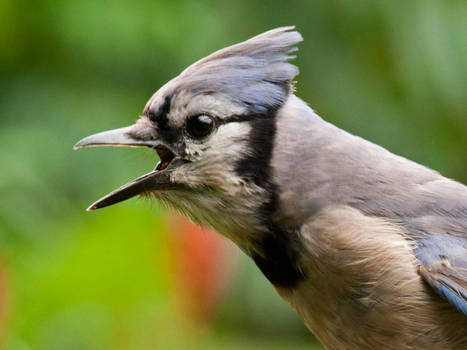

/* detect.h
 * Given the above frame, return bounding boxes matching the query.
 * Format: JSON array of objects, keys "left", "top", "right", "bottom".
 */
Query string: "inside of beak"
[
  {"left": 74, "top": 125, "right": 182, "bottom": 210},
  {"left": 154, "top": 146, "right": 175, "bottom": 171}
]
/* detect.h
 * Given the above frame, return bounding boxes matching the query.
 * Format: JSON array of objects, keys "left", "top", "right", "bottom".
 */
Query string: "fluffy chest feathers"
[{"left": 277, "top": 206, "right": 467, "bottom": 350}]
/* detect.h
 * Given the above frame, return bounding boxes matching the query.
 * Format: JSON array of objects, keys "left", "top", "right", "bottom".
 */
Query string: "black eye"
[{"left": 186, "top": 114, "right": 214, "bottom": 139}]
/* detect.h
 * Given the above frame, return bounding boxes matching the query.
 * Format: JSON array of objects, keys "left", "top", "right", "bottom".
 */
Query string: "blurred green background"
[{"left": 0, "top": 1, "right": 466, "bottom": 349}]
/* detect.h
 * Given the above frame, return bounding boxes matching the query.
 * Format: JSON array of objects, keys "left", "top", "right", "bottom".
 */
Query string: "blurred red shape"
[{"left": 166, "top": 214, "right": 238, "bottom": 325}]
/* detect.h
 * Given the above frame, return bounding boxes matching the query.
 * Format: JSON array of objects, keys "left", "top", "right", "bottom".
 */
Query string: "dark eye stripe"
[
  {"left": 147, "top": 95, "right": 272, "bottom": 143},
  {"left": 218, "top": 113, "right": 271, "bottom": 125}
]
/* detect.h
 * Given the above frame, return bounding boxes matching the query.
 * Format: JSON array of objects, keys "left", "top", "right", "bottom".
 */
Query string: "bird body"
[{"left": 75, "top": 27, "right": 467, "bottom": 349}]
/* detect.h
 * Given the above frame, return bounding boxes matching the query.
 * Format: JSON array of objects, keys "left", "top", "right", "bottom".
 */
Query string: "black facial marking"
[
  {"left": 222, "top": 114, "right": 268, "bottom": 124},
  {"left": 236, "top": 118, "right": 276, "bottom": 188},
  {"left": 236, "top": 116, "right": 305, "bottom": 288},
  {"left": 148, "top": 96, "right": 171, "bottom": 125},
  {"left": 148, "top": 95, "right": 180, "bottom": 144}
]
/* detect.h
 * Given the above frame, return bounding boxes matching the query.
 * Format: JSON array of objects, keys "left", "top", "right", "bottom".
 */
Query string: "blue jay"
[{"left": 75, "top": 27, "right": 467, "bottom": 349}]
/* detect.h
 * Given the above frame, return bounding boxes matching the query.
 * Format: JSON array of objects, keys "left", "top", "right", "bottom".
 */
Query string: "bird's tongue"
[
  {"left": 154, "top": 145, "right": 175, "bottom": 171},
  {"left": 155, "top": 153, "right": 174, "bottom": 171}
]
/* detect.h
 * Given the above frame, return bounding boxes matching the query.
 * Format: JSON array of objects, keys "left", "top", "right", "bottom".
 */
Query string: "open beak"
[{"left": 74, "top": 125, "right": 184, "bottom": 211}]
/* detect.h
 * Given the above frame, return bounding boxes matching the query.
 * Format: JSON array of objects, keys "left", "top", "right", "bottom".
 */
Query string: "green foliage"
[{"left": 0, "top": 1, "right": 465, "bottom": 349}]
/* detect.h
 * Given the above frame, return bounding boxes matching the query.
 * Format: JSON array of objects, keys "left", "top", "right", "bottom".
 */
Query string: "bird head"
[{"left": 75, "top": 27, "right": 302, "bottom": 236}]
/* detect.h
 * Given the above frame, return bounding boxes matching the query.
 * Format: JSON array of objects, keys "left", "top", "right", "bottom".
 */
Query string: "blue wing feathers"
[
  {"left": 416, "top": 234, "right": 467, "bottom": 316},
  {"left": 438, "top": 285, "right": 467, "bottom": 316},
  {"left": 419, "top": 262, "right": 467, "bottom": 316}
]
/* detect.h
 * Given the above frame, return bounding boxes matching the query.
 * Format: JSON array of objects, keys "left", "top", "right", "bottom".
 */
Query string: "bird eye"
[{"left": 186, "top": 114, "right": 214, "bottom": 139}]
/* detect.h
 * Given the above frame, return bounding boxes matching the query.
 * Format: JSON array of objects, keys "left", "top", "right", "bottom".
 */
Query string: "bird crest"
[{"left": 145, "top": 26, "right": 303, "bottom": 116}]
